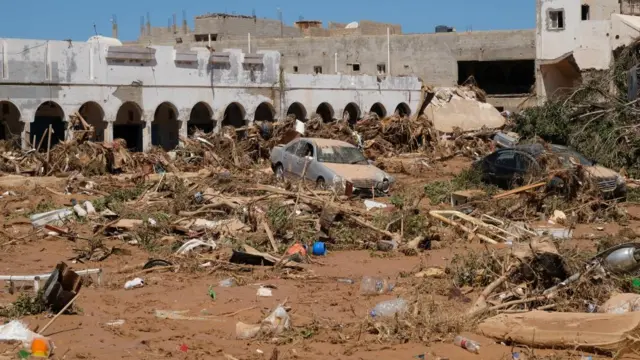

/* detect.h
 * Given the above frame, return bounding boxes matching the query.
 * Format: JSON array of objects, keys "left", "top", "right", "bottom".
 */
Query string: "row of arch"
[{"left": 0, "top": 100, "right": 412, "bottom": 152}]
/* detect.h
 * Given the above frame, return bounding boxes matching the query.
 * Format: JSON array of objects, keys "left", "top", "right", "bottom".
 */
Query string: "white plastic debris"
[
  {"left": 73, "top": 204, "right": 87, "bottom": 218},
  {"left": 124, "top": 277, "right": 144, "bottom": 290},
  {"left": 83, "top": 201, "right": 96, "bottom": 215},
  {"left": 295, "top": 120, "right": 305, "bottom": 135},
  {"left": 175, "top": 239, "right": 217, "bottom": 255},
  {"left": 30, "top": 208, "right": 73, "bottom": 228},
  {"left": 256, "top": 287, "right": 273, "bottom": 297},
  {"left": 364, "top": 199, "right": 388, "bottom": 211},
  {"left": 0, "top": 320, "right": 46, "bottom": 346},
  {"left": 236, "top": 305, "right": 290, "bottom": 339}
]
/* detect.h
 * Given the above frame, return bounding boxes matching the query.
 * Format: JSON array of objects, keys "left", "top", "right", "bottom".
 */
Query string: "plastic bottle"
[
  {"left": 124, "top": 277, "right": 144, "bottom": 290},
  {"left": 370, "top": 298, "right": 407, "bottom": 318},
  {"left": 73, "top": 204, "right": 87, "bottom": 217},
  {"left": 83, "top": 201, "right": 96, "bottom": 215},
  {"left": 453, "top": 335, "right": 480, "bottom": 354},
  {"left": 360, "top": 276, "right": 394, "bottom": 295},
  {"left": 218, "top": 278, "right": 236, "bottom": 287},
  {"left": 337, "top": 278, "right": 354, "bottom": 284}
]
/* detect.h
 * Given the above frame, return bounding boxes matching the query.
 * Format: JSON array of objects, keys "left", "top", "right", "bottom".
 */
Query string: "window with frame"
[
  {"left": 548, "top": 10, "right": 565, "bottom": 29},
  {"left": 314, "top": 66, "right": 322, "bottom": 74}
]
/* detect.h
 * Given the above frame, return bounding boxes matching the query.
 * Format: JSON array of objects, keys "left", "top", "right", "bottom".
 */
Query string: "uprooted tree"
[{"left": 514, "top": 38, "right": 640, "bottom": 177}]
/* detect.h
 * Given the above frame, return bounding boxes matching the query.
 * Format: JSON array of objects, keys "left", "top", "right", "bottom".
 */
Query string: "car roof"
[
  {"left": 511, "top": 143, "right": 572, "bottom": 158},
  {"left": 300, "top": 137, "right": 355, "bottom": 148}
]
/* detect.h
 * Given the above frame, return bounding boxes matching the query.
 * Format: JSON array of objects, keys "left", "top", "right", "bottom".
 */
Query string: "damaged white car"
[{"left": 270, "top": 137, "right": 395, "bottom": 195}]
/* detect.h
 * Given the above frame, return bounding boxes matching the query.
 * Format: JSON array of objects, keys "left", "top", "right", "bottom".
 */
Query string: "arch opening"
[
  {"left": 152, "top": 102, "right": 180, "bottom": 151},
  {"left": 286, "top": 102, "right": 307, "bottom": 122},
  {"left": 315, "top": 102, "right": 335, "bottom": 123},
  {"left": 254, "top": 102, "right": 275, "bottom": 122},
  {"left": 222, "top": 102, "right": 246, "bottom": 128},
  {"left": 0, "top": 101, "right": 24, "bottom": 148},
  {"left": 188, "top": 102, "right": 214, "bottom": 136},
  {"left": 33, "top": 101, "right": 65, "bottom": 151},
  {"left": 343, "top": 103, "right": 361, "bottom": 126},
  {"left": 370, "top": 103, "right": 387, "bottom": 119},
  {"left": 77, "top": 101, "right": 106, "bottom": 142},
  {"left": 395, "top": 103, "right": 411, "bottom": 117},
  {"left": 114, "top": 102, "right": 144, "bottom": 152}
]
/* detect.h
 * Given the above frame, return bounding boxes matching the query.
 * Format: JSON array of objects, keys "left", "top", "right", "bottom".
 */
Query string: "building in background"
[
  {"left": 536, "top": 0, "right": 640, "bottom": 102},
  {"left": 129, "top": 12, "right": 536, "bottom": 112}
]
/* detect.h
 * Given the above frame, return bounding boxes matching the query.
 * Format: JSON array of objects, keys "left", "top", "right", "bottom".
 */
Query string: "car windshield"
[
  {"left": 317, "top": 145, "right": 367, "bottom": 164},
  {"left": 551, "top": 147, "right": 593, "bottom": 166}
]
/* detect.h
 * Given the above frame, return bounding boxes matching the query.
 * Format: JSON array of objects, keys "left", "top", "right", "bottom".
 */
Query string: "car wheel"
[
  {"left": 274, "top": 164, "right": 284, "bottom": 180},
  {"left": 316, "top": 177, "right": 326, "bottom": 190}
]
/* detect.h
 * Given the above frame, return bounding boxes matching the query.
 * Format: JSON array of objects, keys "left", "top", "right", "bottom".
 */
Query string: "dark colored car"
[{"left": 473, "top": 143, "right": 627, "bottom": 198}]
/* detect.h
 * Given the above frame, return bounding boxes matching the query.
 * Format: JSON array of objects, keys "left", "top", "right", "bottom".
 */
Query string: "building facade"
[
  {"left": 132, "top": 13, "right": 537, "bottom": 112},
  {"left": 0, "top": 37, "right": 421, "bottom": 152},
  {"left": 536, "top": 0, "right": 640, "bottom": 102}
]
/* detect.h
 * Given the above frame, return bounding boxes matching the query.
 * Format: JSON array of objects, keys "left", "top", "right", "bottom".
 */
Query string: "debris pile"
[{"left": 513, "top": 38, "right": 640, "bottom": 177}]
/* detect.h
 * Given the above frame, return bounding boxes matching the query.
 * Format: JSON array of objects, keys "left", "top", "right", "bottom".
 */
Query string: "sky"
[{"left": 0, "top": 0, "right": 535, "bottom": 41}]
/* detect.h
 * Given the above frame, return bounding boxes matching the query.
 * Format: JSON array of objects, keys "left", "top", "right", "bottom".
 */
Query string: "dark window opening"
[
  {"left": 293, "top": 66, "right": 299, "bottom": 73},
  {"left": 377, "top": 64, "right": 386, "bottom": 74},
  {"left": 351, "top": 63, "right": 360, "bottom": 72},
  {"left": 457, "top": 60, "right": 535, "bottom": 95},
  {"left": 581, "top": 5, "right": 590, "bottom": 20},
  {"left": 314, "top": 66, "right": 322, "bottom": 74},
  {"left": 194, "top": 33, "right": 218, "bottom": 42},
  {"left": 495, "top": 106, "right": 505, "bottom": 112},
  {"left": 114, "top": 124, "right": 143, "bottom": 152},
  {"left": 549, "top": 10, "right": 565, "bottom": 29}
]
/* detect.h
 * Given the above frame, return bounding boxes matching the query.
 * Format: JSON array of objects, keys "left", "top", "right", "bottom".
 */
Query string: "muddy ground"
[{"left": 0, "top": 158, "right": 638, "bottom": 360}]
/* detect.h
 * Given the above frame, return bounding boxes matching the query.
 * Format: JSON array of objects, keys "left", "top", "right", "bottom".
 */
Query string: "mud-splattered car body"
[{"left": 270, "top": 137, "right": 395, "bottom": 195}]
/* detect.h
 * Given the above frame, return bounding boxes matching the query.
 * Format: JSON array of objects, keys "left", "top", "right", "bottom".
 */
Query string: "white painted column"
[
  {"left": 142, "top": 118, "right": 152, "bottom": 152},
  {"left": 104, "top": 121, "right": 114, "bottom": 143}
]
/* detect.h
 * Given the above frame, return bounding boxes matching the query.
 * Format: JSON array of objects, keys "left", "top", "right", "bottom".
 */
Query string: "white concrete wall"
[
  {"left": 0, "top": 37, "right": 421, "bottom": 151},
  {"left": 537, "top": 0, "right": 582, "bottom": 61},
  {"left": 574, "top": 20, "right": 612, "bottom": 69}
]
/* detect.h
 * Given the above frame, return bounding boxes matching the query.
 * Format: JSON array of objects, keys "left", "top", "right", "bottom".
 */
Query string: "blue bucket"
[{"left": 312, "top": 241, "right": 326, "bottom": 256}]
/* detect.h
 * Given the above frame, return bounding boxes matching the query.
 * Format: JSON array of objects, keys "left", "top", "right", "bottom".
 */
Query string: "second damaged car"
[
  {"left": 270, "top": 137, "right": 395, "bottom": 196},
  {"left": 473, "top": 143, "right": 627, "bottom": 199}
]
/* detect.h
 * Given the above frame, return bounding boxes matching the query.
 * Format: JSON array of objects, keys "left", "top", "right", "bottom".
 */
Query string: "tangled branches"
[{"left": 515, "top": 39, "right": 640, "bottom": 177}]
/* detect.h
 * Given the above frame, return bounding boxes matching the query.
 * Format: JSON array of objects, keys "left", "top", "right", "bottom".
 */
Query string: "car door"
[
  {"left": 513, "top": 151, "right": 539, "bottom": 185},
  {"left": 283, "top": 140, "right": 302, "bottom": 176},
  {"left": 292, "top": 140, "right": 312, "bottom": 177},
  {"left": 491, "top": 149, "right": 519, "bottom": 188}
]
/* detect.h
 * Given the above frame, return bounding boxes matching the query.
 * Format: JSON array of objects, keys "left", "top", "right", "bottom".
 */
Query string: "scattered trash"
[
  {"left": 364, "top": 199, "right": 387, "bottom": 211},
  {"left": 312, "top": 241, "right": 326, "bottom": 256},
  {"left": 337, "top": 278, "right": 354, "bottom": 284},
  {"left": 453, "top": 335, "right": 480, "bottom": 354},
  {"left": 360, "top": 276, "right": 394, "bottom": 295},
  {"left": 142, "top": 259, "right": 173, "bottom": 269},
  {"left": 377, "top": 239, "right": 398, "bottom": 252},
  {"left": 175, "top": 239, "right": 217, "bottom": 255},
  {"left": 599, "top": 293, "right": 640, "bottom": 314},
  {"left": 73, "top": 203, "right": 87, "bottom": 217},
  {"left": 208, "top": 286, "right": 216, "bottom": 300},
  {"left": 236, "top": 305, "right": 290, "bottom": 339},
  {"left": 30, "top": 208, "right": 73, "bottom": 228},
  {"left": 414, "top": 268, "right": 446, "bottom": 278},
  {"left": 124, "top": 278, "right": 144, "bottom": 290},
  {"left": 105, "top": 319, "right": 125, "bottom": 327},
  {"left": 370, "top": 298, "right": 407, "bottom": 318},
  {"left": 257, "top": 287, "right": 273, "bottom": 297},
  {"left": 155, "top": 309, "right": 222, "bottom": 321},
  {"left": 218, "top": 278, "right": 236, "bottom": 287}
]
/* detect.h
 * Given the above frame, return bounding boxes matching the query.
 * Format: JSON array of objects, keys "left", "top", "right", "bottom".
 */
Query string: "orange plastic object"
[
  {"left": 30, "top": 338, "right": 50, "bottom": 357},
  {"left": 286, "top": 243, "right": 306, "bottom": 256}
]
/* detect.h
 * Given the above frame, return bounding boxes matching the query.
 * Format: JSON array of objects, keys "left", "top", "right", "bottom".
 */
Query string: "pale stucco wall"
[{"left": 0, "top": 37, "right": 422, "bottom": 151}]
